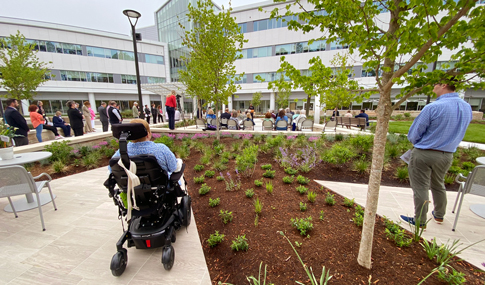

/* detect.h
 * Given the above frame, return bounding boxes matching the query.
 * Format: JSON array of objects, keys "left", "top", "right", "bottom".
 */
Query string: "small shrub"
[
  {"left": 299, "top": 202, "right": 307, "bottom": 212},
  {"left": 335, "top": 133, "right": 344, "bottom": 141},
  {"left": 199, "top": 155, "right": 211, "bottom": 165},
  {"left": 235, "top": 145, "right": 259, "bottom": 177},
  {"left": 214, "top": 161, "right": 227, "bottom": 171},
  {"left": 296, "top": 185, "right": 308, "bottom": 195},
  {"left": 204, "top": 170, "right": 215, "bottom": 178},
  {"left": 207, "top": 231, "right": 225, "bottom": 247},
  {"left": 266, "top": 181, "right": 273, "bottom": 194},
  {"left": 385, "top": 228, "right": 412, "bottom": 247},
  {"left": 44, "top": 141, "right": 73, "bottom": 164},
  {"left": 231, "top": 235, "right": 249, "bottom": 251},
  {"left": 447, "top": 166, "right": 462, "bottom": 174},
  {"left": 154, "top": 136, "right": 174, "bottom": 150},
  {"left": 404, "top": 112, "right": 411, "bottom": 118},
  {"left": 461, "top": 161, "right": 475, "bottom": 171},
  {"left": 254, "top": 198, "right": 263, "bottom": 214},
  {"left": 219, "top": 210, "right": 233, "bottom": 224},
  {"left": 291, "top": 216, "right": 313, "bottom": 236},
  {"left": 262, "top": 169, "right": 275, "bottom": 178},
  {"left": 437, "top": 268, "right": 466, "bottom": 284},
  {"left": 282, "top": 176, "right": 294, "bottom": 184},
  {"left": 319, "top": 210, "right": 325, "bottom": 221},
  {"left": 462, "top": 146, "right": 481, "bottom": 161},
  {"left": 209, "top": 197, "right": 220, "bottom": 207},
  {"left": 355, "top": 204, "right": 364, "bottom": 216},
  {"left": 395, "top": 166, "right": 409, "bottom": 181},
  {"left": 78, "top": 145, "right": 93, "bottom": 157},
  {"left": 285, "top": 167, "right": 298, "bottom": 175},
  {"left": 321, "top": 144, "right": 356, "bottom": 164},
  {"left": 194, "top": 175, "right": 205, "bottom": 184},
  {"left": 307, "top": 191, "right": 317, "bottom": 203},
  {"left": 444, "top": 174, "right": 455, "bottom": 185},
  {"left": 199, "top": 183, "right": 211, "bottom": 195},
  {"left": 193, "top": 164, "right": 204, "bottom": 172},
  {"left": 394, "top": 114, "right": 403, "bottom": 121},
  {"left": 325, "top": 192, "right": 336, "bottom": 206},
  {"left": 245, "top": 188, "right": 255, "bottom": 198},
  {"left": 296, "top": 175, "right": 310, "bottom": 185},
  {"left": 81, "top": 151, "right": 101, "bottom": 169},
  {"left": 353, "top": 159, "right": 370, "bottom": 174},
  {"left": 254, "top": 178, "right": 263, "bottom": 187},
  {"left": 385, "top": 144, "right": 400, "bottom": 159},
  {"left": 261, "top": 164, "right": 272, "bottom": 170},
  {"left": 421, "top": 238, "right": 441, "bottom": 261},
  {"left": 216, "top": 175, "right": 225, "bottom": 181},
  {"left": 52, "top": 160, "right": 67, "bottom": 173},
  {"left": 343, "top": 197, "right": 355, "bottom": 207}
]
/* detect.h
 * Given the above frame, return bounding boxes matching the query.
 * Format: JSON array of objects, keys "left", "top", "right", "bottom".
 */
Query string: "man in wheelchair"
[{"left": 104, "top": 119, "right": 191, "bottom": 276}]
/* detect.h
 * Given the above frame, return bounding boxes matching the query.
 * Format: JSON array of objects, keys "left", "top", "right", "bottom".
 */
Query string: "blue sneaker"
[
  {"left": 432, "top": 211, "right": 443, "bottom": 223},
  {"left": 400, "top": 215, "right": 426, "bottom": 229}
]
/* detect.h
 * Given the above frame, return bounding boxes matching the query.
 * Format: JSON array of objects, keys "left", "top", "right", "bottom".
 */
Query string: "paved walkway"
[{"left": 315, "top": 180, "right": 485, "bottom": 270}]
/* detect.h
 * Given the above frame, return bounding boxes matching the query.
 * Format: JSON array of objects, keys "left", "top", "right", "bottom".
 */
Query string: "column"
[
  {"left": 21, "top": 99, "right": 29, "bottom": 115},
  {"left": 270, "top": 92, "right": 275, "bottom": 112},
  {"left": 228, "top": 95, "right": 233, "bottom": 111},
  {"left": 142, "top": 94, "right": 150, "bottom": 109},
  {"left": 314, "top": 93, "right": 321, "bottom": 125},
  {"left": 193, "top": 96, "right": 197, "bottom": 117},
  {"left": 88, "top": 93, "right": 96, "bottom": 113}
]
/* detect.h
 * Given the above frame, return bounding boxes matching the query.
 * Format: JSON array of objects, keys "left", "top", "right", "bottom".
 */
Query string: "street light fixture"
[{"left": 123, "top": 9, "right": 144, "bottom": 119}]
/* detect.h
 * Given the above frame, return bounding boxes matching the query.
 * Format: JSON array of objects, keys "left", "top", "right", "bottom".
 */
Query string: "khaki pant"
[
  {"left": 408, "top": 148, "right": 453, "bottom": 222},
  {"left": 84, "top": 116, "right": 94, "bottom": 133}
]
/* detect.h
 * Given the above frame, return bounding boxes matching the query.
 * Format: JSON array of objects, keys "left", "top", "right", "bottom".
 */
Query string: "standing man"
[
  {"left": 144, "top": 105, "right": 151, "bottom": 124},
  {"left": 165, "top": 90, "right": 177, "bottom": 130},
  {"left": 249, "top": 104, "right": 255, "bottom": 119},
  {"left": 98, "top": 102, "right": 109, "bottom": 132},
  {"left": 132, "top": 102, "right": 140, "bottom": 119},
  {"left": 400, "top": 79, "right": 472, "bottom": 228},
  {"left": 108, "top": 101, "right": 122, "bottom": 125},
  {"left": 151, "top": 103, "right": 157, "bottom": 125},
  {"left": 4, "top": 98, "right": 30, "bottom": 146}
]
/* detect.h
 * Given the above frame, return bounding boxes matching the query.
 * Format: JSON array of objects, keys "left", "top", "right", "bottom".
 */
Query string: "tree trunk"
[
  {"left": 305, "top": 93, "right": 311, "bottom": 117},
  {"left": 357, "top": 92, "right": 393, "bottom": 269},
  {"left": 215, "top": 102, "right": 220, "bottom": 140}
]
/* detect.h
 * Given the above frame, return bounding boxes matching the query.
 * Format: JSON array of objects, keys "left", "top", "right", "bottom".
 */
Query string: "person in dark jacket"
[
  {"left": 98, "top": 102, "right": 109, "bottom": 132},
  {"left": 108, "top": 101, "right": 122, "bottom": 125},
  {"left": 52, "top": 111, "right": 71, "bottom": 137},
  {"left": 151, "top": 104, "right": 157, "bottom": 124},
  {"left": 144, "top": 105, "right": 151, "bottom": 124},
  {"left": 4, "top": 98, "right": 30, "bottom": 146},
  {"left": 67, "top": 101, "right": 84, "bottom": 136}
]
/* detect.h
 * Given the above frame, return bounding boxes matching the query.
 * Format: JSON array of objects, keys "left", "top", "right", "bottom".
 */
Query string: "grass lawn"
[{"left": 388, "top": 121, "right": 485, "bottom": 144}]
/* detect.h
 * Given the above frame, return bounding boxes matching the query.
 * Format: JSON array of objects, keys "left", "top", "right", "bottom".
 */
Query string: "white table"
[
  {"left": 477, "top": 157, "right": 485, "bottom": 166},
  {"left": 1, "top": 151, "right": 56, "bottom": 212},
  {"left": 470, "top": 157, "right": 485, "bottom": 219}
]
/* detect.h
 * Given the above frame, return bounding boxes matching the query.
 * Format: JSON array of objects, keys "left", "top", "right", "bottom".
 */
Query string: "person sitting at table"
[
  {"left": 52, "top": 111, "right": 72, "bottom": 137},
  {"left": 229, "top": 110, "right": 240, "bottom": 130},
  {"left": 29, "top": 105, "right": 63, "bottom": 142},
  {"left": 275, "top": 109, "right": 288, "bottom": 131}
]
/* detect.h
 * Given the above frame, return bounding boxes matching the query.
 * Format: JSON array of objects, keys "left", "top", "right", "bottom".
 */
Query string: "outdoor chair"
[
  {"left": 275, "top": 120, "right": 288, "bottom": 131},
  {"left": 451, "top": 165, "right": 485, "bottom": 231},
  {"left": 287, "top": 117, "right": 293, "bottom": 130},
  {"left": 243, "top": 120, "right": 254, "bottom": 130},
  {"left": 300, "top": 119, "right": 314, "bottom": 132},
  {"left": 206, "top": 118, "right": 214, "bottom": 126},
  {"left": 195, "top": 119, "right": 205, "bottom": 129},
  {"left": 323, "top": 119, "right": 337, "bottom": 132},
  {"left": 227, "top": 119, "right": 238, "bottom": 130},
  {"left": 262, "top": 120, "right": 273, "bottom": 131},
  {"left": 0, "top": 165, "right": 57, "bottom": 231},
  {"left": 220, "top": 118, "right": 228, "bottom": 129}
]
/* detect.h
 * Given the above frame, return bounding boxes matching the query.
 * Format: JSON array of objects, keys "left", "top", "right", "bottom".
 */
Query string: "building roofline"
[{"left": 231, "top": 0, "right": 283, "bottom": 13}]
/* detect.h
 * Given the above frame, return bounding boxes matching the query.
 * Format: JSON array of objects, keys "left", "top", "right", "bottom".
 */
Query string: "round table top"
[
  {"left": 477, "top": 157, "right": 485, "bottom": 165},
  {"left": 0, "top": 151, "right": 52, "bottom": 166}
]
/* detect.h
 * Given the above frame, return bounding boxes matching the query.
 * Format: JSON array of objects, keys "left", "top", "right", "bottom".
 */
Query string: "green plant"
[
  {"left": 296, "top": 185, "right": 308, "bottom": 195},
  {"left": 262, "top": 169, "right": 275, "bottom": 178},
  {"left": 394, "top": 114, "right": 403, "bottom": 121},
  {"left": 282, "top": 176, "right": 294, "bottom": 184},
  {"left": 462, "top": 146, "right": 481, "bottom": 161},
  {"left": 353, "top": 212, "right": 364, "bottom": 227},
  {"left": 266, "top": 181, "right": 273, "bottom": 194},
  {"left": 194, "top": 164, "right": 204, "bottom": 172},
  {"left": 209, "top": 197, "right": 220, "bottom": 207},
  {"left": 199, "top": 154, "right": 211, "bottom": 165},
  {"left": 348, "top": 134, "right": 374, "bottom": 153},
  {"left": 44, "top": 141, "right": 73, "bottom": 164},
  {"left": 437, "top": 267, "right": 466, "bottom": 284},
  {"left": 284, "top": 167, "right": 298, "bottom": 175},
  {"left": 447, "top": 166, "right": 462, "bottom": 174},
  {"left": 236, "top": 145, "right": 259, "bottom": 177},
  {"left": 214, "top": 161, "right": 228, "bottom": 171},
  {"left": 261, "top": 164, "right": 272, "bottom": 170},
  {"left": 320, "top": 144, "right": 356, "bottom": 164},
  {"left": 52, "top": 160, "right": 67, "bottom": 173},
  {"left": 461, "top": 161, "right": 475, "bottom": 171},
  {"left": 199, "top": 183, "right": 211, "bottom": 195},
  {"left": 103, "top": 147, "right": 116, "bottom": 158},
  {"left": 395, "top": 166, "right": 409, "bottom": 181},
  {"left": 404, "top": 112, "right": 411, "bottom": 118},
  {"left": 385, "top": 144, "right": 400, "bottom": 159},
  {"left": 290, "top": 216, "right": 313, "bottom": 236},
  {"left": 216, "top": 175, "right": 225, "bottom": 181},
  {"left": 204, "top": 170, "right": 215, "bottom": 178},
  {"left": 299, "top": 202, "right": 307, "bottom": 212},
  {"left": 319, "top": 210, "right": 325, "bottom": 221},
  {"left": 444, "top": 174, "right": 455, "bottom": 185},
  {"left": 154, "top": 135, "right": 174, "bottom": 150},
  {"left": 325, "top": 192, "right": 335, "bottom": 206},
  {"left": 307, "top": 191, "right": 317, "bottom": 203},
  {"left": 421, "top": 238, "right": 441, "bottom": 261},
  {"left": 245, "top": 188, "right": 255, "bottom": 198},
  {"left": 343, "top": 197, "right": 355, "bottom": 207},
  {"left": 207, "top": 231, "right": 225, "bottom": 247},
  {"left": 230, "top": 235, "right": 249, "bottom": 251},
  {"left": 81, "top": 151, "right": 101, "bottom": 169},
  {"left": 383, "top": 216, "right": 401, "bottom": 235},
  {"left": 254, "top": 198, "right": 263, "bottom": 214},
  {"left": 254, "top": 178, "right": 263, "bottom": 187},
  {"left": 335, "top": 133, "right": 344, "bottom": 141},
  {"left": 219, "top": 210, "right": 233, "bottom": 224},
  {"left": 194, "top": 175, "right": 205, "bottom": 184},
  {"left": 296, "top": 175, "right": 310, "bottom": 185},
  {"left": 246, "top": 262, "right": 273, "bottom": 285},
  {"left": 353, "top": 159, "right": 370, "bottom": 174},
  {"left": 0, "top": 123, "right": 21, "bottom": 148}
]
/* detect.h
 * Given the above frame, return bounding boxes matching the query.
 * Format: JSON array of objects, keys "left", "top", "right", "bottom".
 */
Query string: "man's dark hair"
[
  {"left": 101, "top": 101, "right": 106, "bottom": 105},
  {"left": 446, "top": 76, "right": 457, "bottom": 91},
  {"left": 361, "top": 109, "right": 365, "bottom": 113},
  {"left": 5, "top": 98, "right": 17, "bottom": 106}
]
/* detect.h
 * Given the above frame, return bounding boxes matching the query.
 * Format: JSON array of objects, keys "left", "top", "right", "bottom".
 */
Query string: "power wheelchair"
[{"left": 104, "top": 123, "right": 191, "bottom": 276}]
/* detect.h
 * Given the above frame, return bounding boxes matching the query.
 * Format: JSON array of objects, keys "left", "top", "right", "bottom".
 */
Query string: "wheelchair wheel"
[
  {"left": 162, "top": 245, "right": 175, "bottom": 270},
  {"left": 110, "top": 248, "right": 127, "bottom": 276},
  {"left": 181, "top": 195, "right": 191, "bottom": 227}
]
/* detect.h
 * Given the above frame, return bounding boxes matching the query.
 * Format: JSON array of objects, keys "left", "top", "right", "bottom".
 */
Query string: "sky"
[{"left": 0, "top": 0, "right": 263, "bottom": 35}]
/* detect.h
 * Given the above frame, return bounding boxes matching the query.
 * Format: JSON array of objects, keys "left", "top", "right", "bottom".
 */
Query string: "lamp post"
[{"left": 123, "top": 9, "right": 144, "bottom": 119}]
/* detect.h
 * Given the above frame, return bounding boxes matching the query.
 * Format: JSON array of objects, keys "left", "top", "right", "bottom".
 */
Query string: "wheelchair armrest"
[{"left": 170, "top": 163, "right": 185, "bottom": 182}]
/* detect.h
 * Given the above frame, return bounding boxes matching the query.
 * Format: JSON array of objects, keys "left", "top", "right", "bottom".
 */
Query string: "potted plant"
[{"left": 0, "top": 122, "right": 21, "bottom": 160}]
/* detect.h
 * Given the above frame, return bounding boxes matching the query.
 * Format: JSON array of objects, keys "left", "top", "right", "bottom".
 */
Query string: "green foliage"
[
  {"left": 296, "top": 175, "right": 310, "bottom": 185},
  {"left": 353, "top": 212, "right": 364, "bottom": 227},
  {"left": 266, "top": 181, "right": 273, "bottom": 194},
  {"left": 207, "top": 231, "right": 225, "bottom": 247},
  {"left": 81, "top": 151, "right": 101, "bottom": 169},
  {"left": 194, "top": 164, "right": 204, "bottom": 172},
  {"left": 194, "top": 175, "right": 205, "bottom": 184},
  {"left": 261, "top": 164, "right": 272, "bottom": 170},
  {"left": 385, "top": 228, "right": 412, "bottom": 247},
  {"left": 245, "top": 188, "right": 255, "bottom": 198},
  {"left": 209, "top": 197, "right": 220, "bottom": 207},
  {"left": 199, "top": 153, "right": 211, "bottom": 165},
  {"left": 437, "top": 267, "right": 466, "bottom": 285},
  {"left": 103, "top": 147, "right": 116, "bottom": 158},
  {"left": 230, "top": 235, "right": 249, "bottom": 252},
  {"left": 254, "top": 197, "right": 263, "bottom": 214},
  {"left": 284, "top": 167, "right": 298, "bottom": 175},
  {"left": 334, "top": 134, "right": 344, "bottom": 141},
  {"left": 319, "top": 210, "right": 325, "bottom": 221},
  {"left": 321, "top": 143, "right": 355, "bottom": 165},
  {"left": 254, "top": 178, "right": 263, "bottom": 187},
  {"left": 0, "top": 31, "right": 52, "bottom": 102},
  {"left": 77, "top": 145, "right": 92, "bottom": 157},
  {"left": 44, "top": 141, "right": 73, "bottom": 164},
  {"left": 447, "top": 166, "right": 462, "bottom": 175},
  {"left": 291, "top": 216, "right": 313, "bottom": 236},
  {"left": 353, "top": 158, "right": 370, "bottom": 174},
  {"left": 383, "top": 216, "right": 401, "bottom": 235},
  {"left": 461, "top": 161, "right": 475, "bottom": 171},
  {"left": 462, "top": 146, "right": 482, "bottom": 161},
  {"left": 231, "top": 142, "right": 240, "bottom": 153},
  {"left": 262, "top": 169, "right": 275, "bottom": 178},
  {"left": 394, "top": 114, "right": 403, "bottom": 121},
  {"left": 52, "top": 160, "right": 67, "bottom": 173},
  {"left": 307, "top": 191, "right": 317, "bottom": 203},
  {"left": 325, "top": 192, "right": 336, "bottom": 206},
  {"left": 216, "top": 175, "right": 225, "bottom": 181},
  {"left": 214, "top": 161, "right": 227, "bottom": 171},
  {"left": 154, "top": 135, "right": 174, "bottom": 150},
  {"left": 299, "top": 202, "right": 307, "bottom": 212},
  {"left": 235, "top": 145, "right": 259, "bottom": 177},
  {"left": 296, "top": 185, "right": 308, "bottom": 195},
  {"left": 404, "top": 112, "right": 411, "bottom": 118},
  {"left": 444, "top": 174, "right": 456, "bottom": 185},
  {"left": 421, "top": 238, "right": 441, "bottom": 261},
  {"left": 219, "top": 210, "right": 233, "bottom": 224},
  {"left": 348, "top": 135, "right": 374, "bottom": 153},
  {"left": 199, "top": 183, "right": 211, "bottom": 195},
  {"left": 204, "top": 170, "right": 215, "bottom": 178},
  {"left": 343, "top": 197, "right": 355, "bottom": 207},
  {"left": 246, "top": 262, "right": 273, "bottom": 285},
  {"left": 385, "top": 144, "right": 400, "bottom": 159},
  {"left": 395, "top": 166, "right": 409, "bottom": 181},
  {"left": 282, "top": 176, "right": 294, "bottom": 184}
]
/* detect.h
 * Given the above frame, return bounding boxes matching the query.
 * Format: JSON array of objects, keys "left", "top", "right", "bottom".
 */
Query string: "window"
[
  {"left": 436, "top": 61, "right": 457, "bottom": 71},
  {"left": 55, "top": 42, "right": 63, "bottom": 53},
  {"left": 93, "top": 47, "right": 105, "bottom": 58},
  {"left": 275, "top": 44, "right": 296, "bottom": 55},
  {"left": 235, "top": 74, "right": 247, "bottom": 84},
  {"left": 253, "top": 19, "right": 269, "bottom": 31},
  {"left": 60, "top": 70, "right": 86, "bottom": 81},
  {"left": 119, "top": 51, "right": 134, "bottom": 61},
  {"left": 62, "top": 43, "right": 77, "bottom": 55},
  {"left": 253, "top": 73, "right": 271, "bottom": 82},
  {"left": 147, "top": 77, "right": 166, "bottom": 84},
  {"left": 362, "top": 69, "right": 377, "bottom": 77},
  {"left": 308, "top": 40, "right": 326, "bottom": 52},
  {"left": 330, "top": 39, "right": 348, "bottom": 50},
  {"left": 121, "top": 74, "right": 137, "bottom": 84},
  {"left": 238, "top": 23, "right": 247, "bottom": 33},
  {"left": 252, "top": 46, "right": 272, "bottom": 58},
  {"left": 145, "top": 54, "right": 165, "bottom": 65},
  {"left": 236, "top": 49, "right": 247, "bottom": 60}
]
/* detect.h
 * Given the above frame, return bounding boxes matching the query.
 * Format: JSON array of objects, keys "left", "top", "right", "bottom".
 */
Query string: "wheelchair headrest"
[{"left": 111, "top": 123, "right": 148, "bottom": 140}]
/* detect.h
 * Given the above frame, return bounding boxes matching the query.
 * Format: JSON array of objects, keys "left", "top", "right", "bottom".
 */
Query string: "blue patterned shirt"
[
  {"left": 407, "top": 92, "right": 472, "bottom": 153},
  {"left": 110, "top": 141, "right": 177, "bottom": 174}
]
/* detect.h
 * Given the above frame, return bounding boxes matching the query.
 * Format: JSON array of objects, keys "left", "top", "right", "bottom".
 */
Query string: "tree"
[
  {"left": 0, "top": 31, "right": 52, "bottom": 107},
  {"left": 251, "top": 91, "right": 262, "bottom": 112},
  {"left": 269, "top": 0, "right": 485, "bottom": 269},
  {"left": 179, "top": 0, "right": 247, "bottom": 139}
]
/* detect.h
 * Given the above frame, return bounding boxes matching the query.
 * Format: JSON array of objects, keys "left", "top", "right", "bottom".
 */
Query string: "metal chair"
[
  {"left": 287, "top": 117, "right": 293, "bottom": 130},
  {"left": 0, "top": 165, "right": 57, "bottom": 231},
  {"left": 323, "top": 119, "right": 337, "bottom": 132},
  {"left": 275, "top": 120, "right": 288, "bottom": 131},
  {"left": 243, "top": 120, "right": 254, "bottom": 130},
  {"left": 227, "top": 119, "right": 238, "bottom": 130},
  {"left": 206, "top": 118, "right": 214, "bottom": 126},
  {"left": 196, "top": 119, "right": 206, "bottom": 129},
  {"left": 262, "top": 120, "right": 274, "bottom": 131},
  {"left": 220, "top": 118, "right": 228, "bottom": 129},
  {"left": 451, "top": 165, "right": 485, "bottom": 231},
  {"left": 300, "top": 119, "right": 314, "bottom": 132}
]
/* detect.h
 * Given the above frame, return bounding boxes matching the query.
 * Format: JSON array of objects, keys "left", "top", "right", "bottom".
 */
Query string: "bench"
[
  {"left": 27, "top": 127, "right": 68, "bottom": 144},
  {"left": 336, "top": 117, "right": 367, "bottom": 130}
]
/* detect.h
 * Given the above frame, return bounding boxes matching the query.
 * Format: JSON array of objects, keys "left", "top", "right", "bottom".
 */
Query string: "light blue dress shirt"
[{"left": 407, "top": 92, "right": 472, "bottom": 153}]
